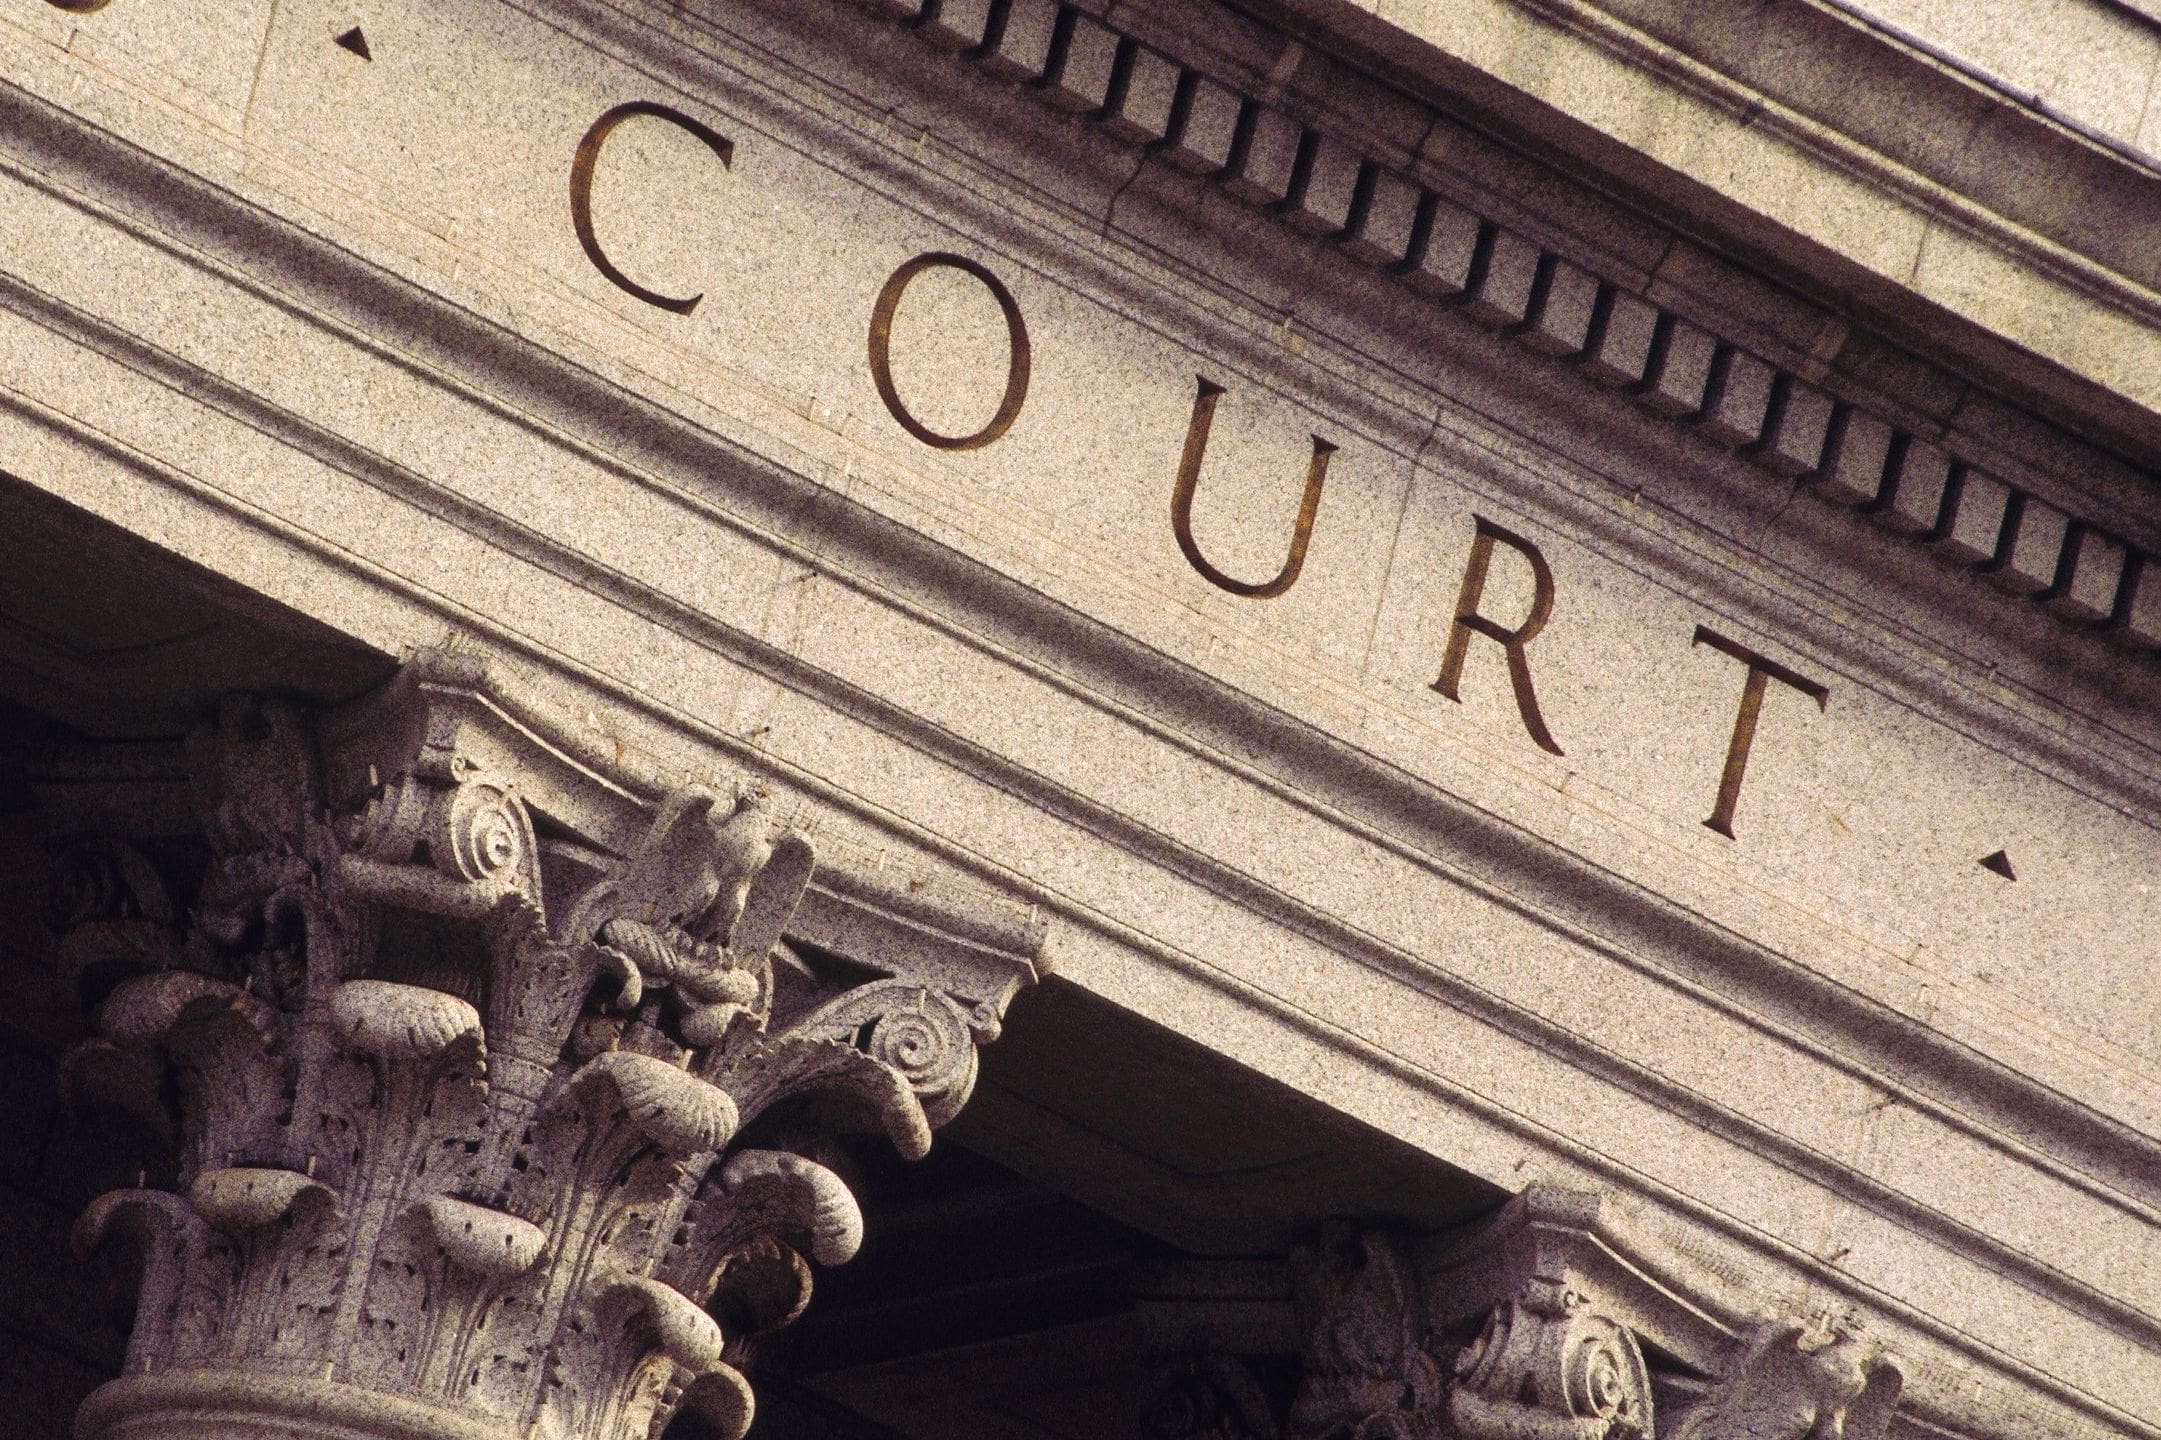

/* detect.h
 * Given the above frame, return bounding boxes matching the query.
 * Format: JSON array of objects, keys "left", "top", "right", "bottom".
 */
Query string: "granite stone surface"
[{"left": 0, "top": 0, "right": 2157, "bottom": 1437}]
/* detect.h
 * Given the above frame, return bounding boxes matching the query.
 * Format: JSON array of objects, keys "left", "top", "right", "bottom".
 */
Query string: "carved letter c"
[{"left": 569, "top": 102, "right": 733, "bottom": 315}]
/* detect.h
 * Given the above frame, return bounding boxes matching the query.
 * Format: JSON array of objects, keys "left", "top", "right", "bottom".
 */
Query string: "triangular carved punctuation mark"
[
  {"left": 334, "top": 27, "right": 372, "bottom": 61},
  {"left": 1979, "top": 849, "right": 2016, "bottom": 880}
]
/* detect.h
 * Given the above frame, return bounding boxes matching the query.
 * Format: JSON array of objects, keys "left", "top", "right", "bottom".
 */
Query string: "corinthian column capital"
[
  {"left": 63, "top": 652, "right": 1047, "bottom": 1440},
  {"left": 1256, "top": 1187, "right": 1912, "bottom": 1440}
]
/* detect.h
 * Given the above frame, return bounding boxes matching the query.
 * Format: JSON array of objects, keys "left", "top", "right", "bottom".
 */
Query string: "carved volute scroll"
[
  {"left": 1446, "top": 1281, "right": 1653, "bottom": 1440},
  {"left": 1273, "top": 1223, "right": 1649, "bottom": 1440},
  {"left": 61, "top": 655, "right": 1046, "bottom": 1440}
]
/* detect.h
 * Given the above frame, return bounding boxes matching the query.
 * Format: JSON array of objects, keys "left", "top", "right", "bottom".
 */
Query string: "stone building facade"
[{"left": 1, "top": 0, "right": 2157, "bottom": 1437}]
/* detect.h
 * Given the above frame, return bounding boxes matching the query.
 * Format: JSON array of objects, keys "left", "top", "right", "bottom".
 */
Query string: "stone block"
[
  {"left": 1340, "top": 169, "right": 1422, "bottom": 267},
  {"left": 1101, "top": 44, "right": 1182, "bottom": 145},
  {"left": 1635, "top": 317, "right": 1717, "bottom": 417},
  {"left": 1578, "top": 290, "right": 1660, "bottom": 387},
  {"left": 1874, "top": 440, "right": 1952, "bottom": 535},
  {"left": 1696, "top": 348, "right": 1776, "bottom": 448},
  {"left": 1934, "top": 467, "right": 2012, "bottom": 566},
  {"left": 1162, "top": 74, "right": 1243, "bottom": 174},
  {"left": 1404, "top": 197, "right": 1482, "bottom": 299},
  {"left": 1651, "top": 238, "right": 1838, "bottom": 357},
  {"left": 1043, "top": 11, "right": 1120, "bottom": 112},
  {"left": 918, "top": 0, "right": 994, "bottom": 50},
  {"left": 2112, "top": 555, "right": 2161, "bottom": 650},
  {"left": 1222, "top": 106, "right": 1305, "bottom": 207},
  {"left": 979, "top": 0, "right": 1060, "bottom": 81},
  {"left": 1752, "top": 379, "right": 1834, "bottom": 477},
  {"left": 1461, "top": 227, "right": 1540, "bottom": 328},
  {"left": 1810, "top": 408, "right": 1894, "bottom": 507},
  {"left": 1518, "top": 258, "right": 1600, "bottom": 357},
  {"left": 1988, "top": 493, "right": 2070, "bottom": 595},
  {"left": 2045, "top": 525, "right": 2126, "bottom": 624},
  {"left": 1283, "top": 134, "right": 1362, "bottom": 236}
]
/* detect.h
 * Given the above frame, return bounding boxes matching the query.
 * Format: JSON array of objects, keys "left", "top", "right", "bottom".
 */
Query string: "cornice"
[
  {"left": 838, "top": 0, "right": 2161, "bottom": 664},
  {"left": 7, "top": 0, "right": 2161, "bottom": 1180},
  {"left": 1238, "top": 0, "right": 2161, "bottom": 458},
  {"left": 21, "top": 329, "right": 2157, "bottom": 1439}
]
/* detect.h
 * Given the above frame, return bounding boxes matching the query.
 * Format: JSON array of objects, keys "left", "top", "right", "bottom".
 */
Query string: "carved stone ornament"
[
  {"left": 1261, "top": 1191, "right": 1907, "bottom": 1440},
  {"left": 1671, "top": 1319, "right": 1904, "bottom": 1440},
  {"left": 61, "top": 659, "right": 1046, "bottom": 1440},
  {"left": 1446, "top": 1280, "right": 1653, "bottom": 1440},
  {"left": 1274, "top": 1229, "right": 1654, "bottom": 1440},
  {"left": 1286, "top": 1225, "right": 1446, "bottom": 1440},
  {"left": 1146, "top": 1355, "right": 1283, "bottom": 1440}
]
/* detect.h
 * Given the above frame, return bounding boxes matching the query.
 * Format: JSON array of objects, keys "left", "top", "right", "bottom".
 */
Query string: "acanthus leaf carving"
[
  {"left": 64, "top": 655, "right": 1045, "bottom": 1440},
  {"left": 185, "top": 695, "right": 318, "bottom": 946},
  {"left": 1259, "top": 1192, "right": 1909, "bottom": 1440},
  {"left": 88, "top": 971, "right": 287, "bottom": 1182},
  {"left": 553, "top": 1047, "right": 741, "bottom": 1159},
  {"left": 704, "top": 1030, "right": 934, "bottom": 1160},
  {"left": 1147, "top": 1355, "right": 1284, "bottom": 1440},
  {"left": 546, "top": 1276, "right": 751, "bottom": 1440},
  {"left": 73, "top": 1188, "right": 233, "bottom": 1368},
  {"left": 185, "top": 1166, "right": 336, "bottom": 1235},
  {"left": 703, "top": 1233, "right": 814, "bottom": 1336},
  {"left": 717, "top": 1148, "right": 864, "bottom": 1265},
  {"left": 328, "top": 979, "right": 484, "bottom": 1062},
  {"left": 412, "top": 1193, "right": 546, "bottom": 1278},
  {"left": 651, "top": 1155, "right": 855, "bottom": 1334},
  {"left": 48, "top": 836, "right": 179, "bottom": 1006}
]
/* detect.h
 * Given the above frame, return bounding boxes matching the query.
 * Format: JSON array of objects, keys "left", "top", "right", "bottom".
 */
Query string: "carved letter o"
[{"left": 866, "top": 252, "right": 1031, "bottom": 451}]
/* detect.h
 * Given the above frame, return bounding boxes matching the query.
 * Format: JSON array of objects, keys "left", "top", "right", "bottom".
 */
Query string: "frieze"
[
  {"left": 7, "top": 0, "right": 2158, "bottom": 900},
  {"left": 264, "top": 0, "right": 2153, "bottom": 665},
  {"left": 504, "top": 0, "right": 2153, "bottom": 857}
]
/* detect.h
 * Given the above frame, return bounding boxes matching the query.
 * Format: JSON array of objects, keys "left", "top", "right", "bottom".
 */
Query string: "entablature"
[{"left": 4, "top": 4, "right": 2160, "bottom": 1435}]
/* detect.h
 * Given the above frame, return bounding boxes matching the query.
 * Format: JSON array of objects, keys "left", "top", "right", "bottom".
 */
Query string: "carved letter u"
[{"left": 1169, "top": 377, "right": 1336, "bottom": 599}]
